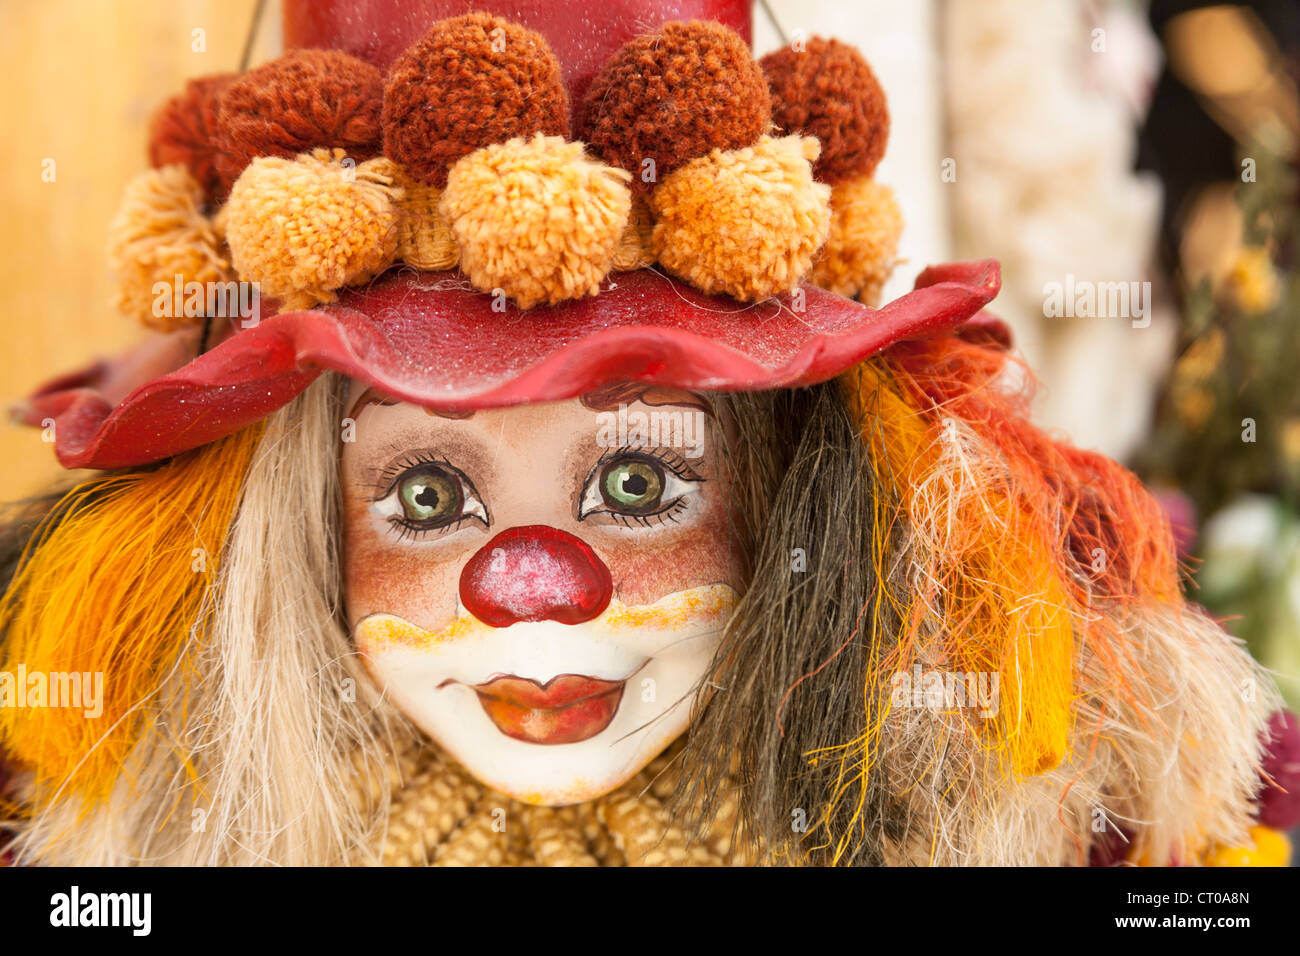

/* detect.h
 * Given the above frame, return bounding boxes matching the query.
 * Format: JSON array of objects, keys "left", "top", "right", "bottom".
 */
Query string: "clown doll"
[{"left": 1, "top": 0, "right": 1296, "bottom": 867}]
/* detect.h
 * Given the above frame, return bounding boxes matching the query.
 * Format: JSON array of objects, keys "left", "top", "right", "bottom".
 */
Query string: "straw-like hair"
[
  {"left": 0, "top": 344, "right": 1279, "bottom": 865},
  {"left": 2, "top": 374, "right": 411, "bottom": 864},
  {"left": 676, "top": 337, "right": 1277, "bottom": 866}
]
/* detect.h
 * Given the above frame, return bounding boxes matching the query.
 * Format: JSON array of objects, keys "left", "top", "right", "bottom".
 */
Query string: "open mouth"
[{"left": 468, "top": 674, "right": 625, "bottom": 745}]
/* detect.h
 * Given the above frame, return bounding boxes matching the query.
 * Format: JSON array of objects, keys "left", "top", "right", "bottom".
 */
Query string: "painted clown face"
[{"left": 341, "top": 383, "right": 744, "bottom": 805}]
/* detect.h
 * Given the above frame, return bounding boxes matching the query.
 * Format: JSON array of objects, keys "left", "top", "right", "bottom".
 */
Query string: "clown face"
[{"left": 340, "top": 383, "right": 743, "bottom": 804}]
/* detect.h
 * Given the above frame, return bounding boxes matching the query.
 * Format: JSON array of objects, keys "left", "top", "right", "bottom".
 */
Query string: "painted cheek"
[
  {"left": 341, "top": 494, "right": 465, "bottom": 632},
  {"left": 601, "top": 498, "right": 743, "bottom": 608}
]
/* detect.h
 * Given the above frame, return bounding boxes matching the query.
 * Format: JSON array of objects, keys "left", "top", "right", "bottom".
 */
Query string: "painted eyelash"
[
  {"left": 594, "top": 444, "right": 705, "bottom": 483},
  {"left": 580, "top": 445, "right": 702, "bottom": 527},
  {"left": 366, "top": 451, "right": 458, "bottom": 501},
  {"left": 605, "top": 496, "right": 690, "bottom": 529},
  {"left": 386, "top": 513, "right": 475, "bottom": 542},
  {"left": 367, "top": 453, "right": 488, "bottom": 541},
  {"left": 372, "top": 445, "right": 698, "bottom": 538}
]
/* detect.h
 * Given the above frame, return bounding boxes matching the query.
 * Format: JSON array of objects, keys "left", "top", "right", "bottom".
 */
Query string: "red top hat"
[{"left": 16, "top": 0, "right": 1003, "bottom": 470}]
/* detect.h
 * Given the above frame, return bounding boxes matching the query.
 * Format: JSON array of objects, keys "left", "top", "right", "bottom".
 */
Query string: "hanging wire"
[
  {"left": 757, "top": 0, "right": 791, "bottom": 46},
  {"left": 239, "top": 0, "right": 269, "bottom": 72},
  {"left": 201, "top": 0, "right": 268, "bottom": 356}
]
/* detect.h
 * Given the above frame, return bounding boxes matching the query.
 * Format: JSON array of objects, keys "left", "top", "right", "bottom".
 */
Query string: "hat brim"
[{"left": 18, "top": 261, "right": 1001, "bottom": 470}]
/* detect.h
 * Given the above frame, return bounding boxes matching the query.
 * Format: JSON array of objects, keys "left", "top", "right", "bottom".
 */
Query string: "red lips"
[{"left": 472, "top": 674, "right": 624, "bottom": 745}]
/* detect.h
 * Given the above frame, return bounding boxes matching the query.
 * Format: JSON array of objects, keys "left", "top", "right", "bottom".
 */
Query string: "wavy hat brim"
[{"left": 18, "top": 260, "right": 1003, "bottom": 470}]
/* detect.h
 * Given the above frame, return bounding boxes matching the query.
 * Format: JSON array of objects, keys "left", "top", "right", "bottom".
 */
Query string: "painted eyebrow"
[
  {"left": 347, "top": 385, "right": 713, "bottom": 421},
  {"left": 348, "top": 388, "right": 475, "bottom": 422},
  {"left": 579, "top": 383, "right": 714, "bottom": 416}
]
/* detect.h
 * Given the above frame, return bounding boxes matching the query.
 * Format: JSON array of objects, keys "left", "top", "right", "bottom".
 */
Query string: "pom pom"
[
  {"left": 650, "top": 135, "right": 831, "bottom": 302},
  {"left": 214, "top": 50, "right": 384, "bottom": 192},
  {"left": 382, "top": 13, "right": 569, "bottom": 189},
  {"left": 578, "top": 20, "right": 770, "bottom": 190},
  {"left": 364, "top": 158, "right": 459, "bottom": 271},
  {"left": 760, "top": 37, "right": 890, "bottom": 183},
  {"left": 147, "top": 73, "right": 238, "bottom": 203},
  {"left": 441, "top": 134, "right": 632, "bottom": 309},
  {"left": 224, "top": 148, "right": 398, "bottom": 310},
  {"left": 808, "top": 175, "right": 903, "bottom": 306},
  {"left": 106, "top": 165, "right": 232, "bottom": 331}
]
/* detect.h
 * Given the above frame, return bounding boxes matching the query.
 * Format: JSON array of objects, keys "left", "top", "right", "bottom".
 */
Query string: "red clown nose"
[{"left": 459, "top": 526, "right": 613, "bottom": 627}]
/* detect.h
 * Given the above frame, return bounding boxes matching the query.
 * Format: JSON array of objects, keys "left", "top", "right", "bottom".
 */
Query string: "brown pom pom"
[
  {"left": 577, "top": 20, "right": 771, "bottom": 190},
  {"left": 214, "top": 50, "right": 384, "bottom": 191},
  {"left": 382, "top": 13, "right": 570, "bottom": 189},
  {"left": 760, "top": 37, "right": 890, "bottom": 183},
  {"left": 148, "top": 74, "right": 238, "bottom": 204}
]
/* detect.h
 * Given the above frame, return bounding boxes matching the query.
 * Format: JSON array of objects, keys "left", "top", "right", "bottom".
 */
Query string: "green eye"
[
  {"left": 600, "top": 459, "right": 664, "bottom": 513},
  {"left": 398, "top": 468, "right": 463, "bottom": 524}
]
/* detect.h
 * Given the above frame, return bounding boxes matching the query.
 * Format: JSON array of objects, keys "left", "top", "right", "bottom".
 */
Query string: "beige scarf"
[{"left": 362, "top": 741, "right": 753, "bottom": 866}]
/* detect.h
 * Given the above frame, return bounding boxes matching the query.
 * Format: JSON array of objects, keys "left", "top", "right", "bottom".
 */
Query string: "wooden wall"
[{"left": 0, "top": 0, "right": 279, "bottom": 499}]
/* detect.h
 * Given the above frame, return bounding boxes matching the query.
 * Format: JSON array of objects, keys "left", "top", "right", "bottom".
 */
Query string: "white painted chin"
[{"left": 356, "top": 588, "right": 735, "bottom": 805}]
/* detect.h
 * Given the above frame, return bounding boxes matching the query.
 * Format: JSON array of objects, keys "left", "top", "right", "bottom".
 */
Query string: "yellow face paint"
[
  {"left": 356, "top": 583, "right": 737, "bottom": 650},
  {"left": 354, "top": 583, "right": 739, "bottom": 806}
]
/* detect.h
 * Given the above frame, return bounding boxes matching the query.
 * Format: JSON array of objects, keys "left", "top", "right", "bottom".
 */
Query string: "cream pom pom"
[
  {"left": 224, "top": 148, "right": 398, "bottom": 310},
  {"left": 808, "top": 175, "right": 903, "bottom": 306},
  {"left": 106, "top": 164, "right": 232, "bottom": 330},
  {"left": 440, "top": 134, "right": 632, "bottom": 309},
  {"left": 650, "top": 135, "right": 831, "bottom": 302}
]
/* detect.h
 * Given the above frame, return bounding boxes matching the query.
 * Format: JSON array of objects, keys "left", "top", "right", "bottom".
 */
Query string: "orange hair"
[
  {"left": 821, "top": 336, "right": 1182, "bottom": 861},
  {"left": 0, "top": 425, "right": 263, "bottom": 806}
]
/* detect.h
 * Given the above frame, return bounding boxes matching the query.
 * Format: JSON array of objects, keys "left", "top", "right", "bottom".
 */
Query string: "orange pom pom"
[
  {"left": 106, "top": 165, "right": 232, "bottom": 331},
  {"left": 224, "top": 148, "right": 398, "bottom": 310},
  {"left": 441, "top": 134, "right": 632, "bottom": 308},
  {"left": 650, "top": 135, "right": 831, "bottom": 301},
  {"left": 809, "top": 175, "right": 903, "bottom": 306}
]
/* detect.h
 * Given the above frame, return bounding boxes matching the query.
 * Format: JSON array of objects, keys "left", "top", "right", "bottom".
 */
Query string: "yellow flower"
[
  {"left": 1173, "top": 384, "right": 1215, "bottom": 429},
  {"left": 1203, "top": 826, "right": 1292, "bottom": 867},
  {"left": 1224, "top": 245, "right": 1280, "bottom": 314},
  {"left": 1282, "top": 419, "right": 1300, "bottom": 472},
  {"left": 1176, "top": 328, "right": 1225, "bottom": 381}
]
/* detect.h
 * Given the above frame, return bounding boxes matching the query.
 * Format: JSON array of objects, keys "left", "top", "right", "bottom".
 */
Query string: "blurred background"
[{"left": 1, "top": 0, "right": 1297, "bottom": 709}]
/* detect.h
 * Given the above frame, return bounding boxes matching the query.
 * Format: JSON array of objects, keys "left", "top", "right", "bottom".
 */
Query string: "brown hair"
[{"left": 677, "top": 380, "right": 903, "bottom": 865}]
